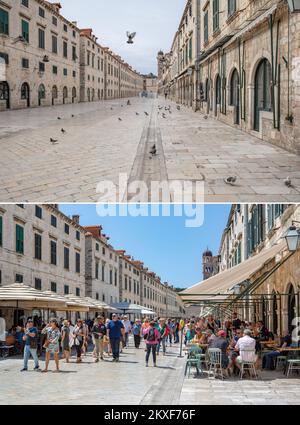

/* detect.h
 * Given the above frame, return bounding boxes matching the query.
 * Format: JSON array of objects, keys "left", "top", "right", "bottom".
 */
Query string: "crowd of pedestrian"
[{"left": 19, "top": 314, "right": 182, "bottom": 371}]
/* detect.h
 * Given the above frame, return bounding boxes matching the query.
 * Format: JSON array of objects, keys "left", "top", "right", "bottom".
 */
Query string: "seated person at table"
[
  {"left": 262, "top": 331, "right": 292, "bottom": 370},
  {"left": 206, "top": 329, "right": 217, "bottom": 347},
  {"left": 192, "top": 328, "right": 207, "bottom": 344},
  {"left": 228, "top": 329, "right": 243, "bottom": 373},
  {"left": 235, "top": 329, "right": 257, "bottom": 369},
  {"left": 211, "top": 330, "right": 229, "bottom": 369}
]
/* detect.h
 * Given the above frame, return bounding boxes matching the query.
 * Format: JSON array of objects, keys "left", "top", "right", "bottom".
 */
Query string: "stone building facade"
[
  {"left": 198, "top": 0, "right": 300, "bottom": 153},
  {"left": 159, "top": 0, "right": 300, "bottom": 154},
  {"left": 0, "top": 204, "right": 86, "bottom": 296},
  {"left": 0, "top": 0, "right": 143, "bottom": 110},
  {"left": 218, "top": 203, "right": 299, "bottom": 334},
  {"left": 79, "top": 29, "right": 105, "bottom": 102},
  {"left": 0, "top": 0, "right": 80, "bottom": 110},
  {"left": 84, "top": 225, "right": 119, "bottom": 306},
  {"left": 0, "top": 204, "right": 186, "bottom": 320},
  {"left": 157, "top": 0, "right": 201, "bottom": 109}
]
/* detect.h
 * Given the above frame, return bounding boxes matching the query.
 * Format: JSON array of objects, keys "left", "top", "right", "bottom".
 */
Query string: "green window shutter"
[
  {"left": 21, "top": 20, "right": 29, "bottom": 42},
  {"left": 0, "top": 215, "right": 2, "bottom": 246},
  {"left": 0, "top": 8, "right": 9, "bottom": 35},
  {"left": 16, "top": 224, "right": 24, "bottom": 254},
  {"left": 213, "top": 0, "right": 219, "bottom": 32}
]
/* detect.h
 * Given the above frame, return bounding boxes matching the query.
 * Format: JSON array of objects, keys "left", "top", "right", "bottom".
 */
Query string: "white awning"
[{"left": 180, "top": 240, "right": 286, "bottom": 302}]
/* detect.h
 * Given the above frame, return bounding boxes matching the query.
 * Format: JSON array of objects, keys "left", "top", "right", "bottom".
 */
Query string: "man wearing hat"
[
  {"left": 211, "top": 330, "right": 229, "bottom": 369},
  {"left": 21, "top": 319, "right": 40, "bottom": 372}
]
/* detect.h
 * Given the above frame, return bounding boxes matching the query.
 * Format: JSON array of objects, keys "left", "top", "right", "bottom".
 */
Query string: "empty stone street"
[{"left": 0, "top": 97, "right": 300, "bottom": 202}]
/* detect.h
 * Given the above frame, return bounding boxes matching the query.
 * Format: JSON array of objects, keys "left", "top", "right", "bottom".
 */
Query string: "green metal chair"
[
  {"left": 276, "top": 356, "right": 287, "bottom": 371},
  {"left": 287, "top": 359, "right": 300, "bottom": 377}
]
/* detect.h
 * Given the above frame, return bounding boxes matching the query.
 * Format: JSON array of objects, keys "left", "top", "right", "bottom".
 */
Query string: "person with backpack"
[{"left": 143, "top": 321, "right": 160, "bottom": 367}]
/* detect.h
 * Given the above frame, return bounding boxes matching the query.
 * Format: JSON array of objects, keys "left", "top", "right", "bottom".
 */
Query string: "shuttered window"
[
  {"left": 0, "top": 9, "right": 9, "bottom": 35},
  {"left": 16, "top": 224, "right": 24, "bottom": 254},
  {"left": 213, "top": 0, "right": 219, "bottom": 32}
]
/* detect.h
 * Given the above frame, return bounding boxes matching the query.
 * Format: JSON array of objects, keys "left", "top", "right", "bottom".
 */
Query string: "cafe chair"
[
  {"left": 207, "top": 348, "right": 224, "bottom": 380},
  {"left": 276, "top": 356, "right": 287, "bottom": 371},
  {"left": 185, "top": 346, "right": 203, "bottom": 378},
  {"left": 239, "top": 349, "right": 258, "bottom": 380},
  {"left": 286, "top": 359, "right": 300, "bottom": 377}
]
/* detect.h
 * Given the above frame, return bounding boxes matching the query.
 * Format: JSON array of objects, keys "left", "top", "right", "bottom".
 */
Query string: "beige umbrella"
[
  {"left": 0, "top": 283, "right": 67, "bottom": 310},
  {"left": 83, "top": 297, "right": 116, "bottom": 312},
  {"left": 42, "top": 291, "right": 88, "bottom": 313}
]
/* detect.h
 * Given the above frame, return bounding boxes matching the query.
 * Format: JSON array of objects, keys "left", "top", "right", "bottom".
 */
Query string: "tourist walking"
[
  {"left": 21, "top": 319, "right": 40, "bottom": 372},
  {"left": 61, "top": 320, "right": 70, "bottom": 363},
  {"left": 156, "top": 318, "right": 169, "bottom": 356},
  {"left": 122, "top": 315, "right": 132, "bottom": 348},
  {"left": 132, "top": 319, "right": 142, "bottom": 348},
  {"left": 107, "top": 314, "right": 125, "bottom": 362},
  {"left": 73, "top": 319, "right": 85, "bottom": 363},
  {"left": 92, "top": 316, "right": 107, "bottom": 362},
  {"left": 143, "top": 321, "right": 160, "bottom": 367},
  {"left": 41, "top": 319, "right": 61, "bottom": 373}
]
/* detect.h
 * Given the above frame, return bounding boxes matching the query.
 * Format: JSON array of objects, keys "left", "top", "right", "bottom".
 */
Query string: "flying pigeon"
[
  {"left": 136, "top": 112, "right": 139, "bottom": 116},
  {"left": 71, "top": 114, "right": 75, "bottom": 118},
  {"left": 50, "top": 138, "right": 58, "bottom": 144},
  {"left": 57, "top": 117, "right": 61, "bottom": 120},
  {"left": 150, "top": 147, "right": 157, "bottom": 156},
  {"left": 118, "top": 118, "right": 122, "bottom": 121},
  {"left": 126, "top": 31, "right": 136, "bottom": 44},
  {"left": 224, "top": 176, "right": 237, "bottom": 186},
  {"left": 111, "top": 107, "right": 113, "bottom": 111},
  {"left": 162, "top": 113, "right": 166, "bottom": 118},
  {"left": 127, "top": 100, "right": 131, "bottom": 106},
  {"left": 61, "top": 128, "right": 66, "bottom": 134},
  {"left": 284, "top": 177, "right": 292, "bottom": 188},
  {"left": 203, "top": 115, "right": 208, "bottom": 120},
  {"left": 144, "top": 112, "right": 149, "bottom": 116},
  {"left": 177, "top": 106, "right": 181, "bottom": 111}
]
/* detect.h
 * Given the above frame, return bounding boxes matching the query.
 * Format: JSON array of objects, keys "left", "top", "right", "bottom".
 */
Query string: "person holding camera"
[{"left": 20, "top": 319, "right": 40, "bottom": 372}]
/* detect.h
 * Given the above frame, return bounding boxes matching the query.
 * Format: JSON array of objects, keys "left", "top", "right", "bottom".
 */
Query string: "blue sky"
[
  {"left": 60, "top": 0, "right": 187, "bottom": 74},
  {"left": 59, "top": 204, "right": 231, "bottom": 288}
]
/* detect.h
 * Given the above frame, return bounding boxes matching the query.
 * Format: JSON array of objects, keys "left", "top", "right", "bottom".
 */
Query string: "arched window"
[
  {"left": 21, "top": 82, "right": 30, "bottom": 107},
  {"left": 52, "top": 85, "right": 58, "bottom": 99},
  {"left": 254, "top": 58, "right": 273, "bottom": 131},
  {"left": 87, "top": 88, "right": 90, "bottom": 101},
  {"left": 287, "top": 284, "right": 296, "bottom": 333},
  {"left": 230, "top": 69, "right": 240, "bottom": 124},
  {"left": 205, "top": 78, "right": 209, "bottom": 102},
  {"left": 63, "top": 86, "right": 68, "bottom": 99},
  {"left": 230, "top": 69, "right": 239, "bottom": 106},
  {"left": 72, "top": 87, "right": 76, "bottom": 99},
  {"left": 98, "top": 89, "right": 100, "bottom": 100},
  {"left": 38, "top": 84, "right": 45, "bottom": 106},
  {"left": 21, "top": 82, "right": 30, "bottom": 100},
  {"left": 0, "top": 81, "right": 10, "bottom": 108},
  {"left": 272, "top": 292, "right": 278, "bottom": 335},
  {"left": 215, "top": 75, "right": 221, "bottom": 105}
]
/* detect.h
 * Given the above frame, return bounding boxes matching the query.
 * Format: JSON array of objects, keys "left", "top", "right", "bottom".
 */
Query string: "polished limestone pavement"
[
  {"left": 0, "top": 340, "right": 185, "bottom": 405},
  {"left": 0, "top": 98, "right": 300, "bottom": 202},
  {"left": 0, "top": 340, "right": 300, "bottom": 405}
]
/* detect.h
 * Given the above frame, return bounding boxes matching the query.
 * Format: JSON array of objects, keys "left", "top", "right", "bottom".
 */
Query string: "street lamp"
[
  {"left": 287, "top": 0, "right": 300, "bottom": 12},
  {"left": 285, "top": 226, "right": 300, "bottom": 252}
]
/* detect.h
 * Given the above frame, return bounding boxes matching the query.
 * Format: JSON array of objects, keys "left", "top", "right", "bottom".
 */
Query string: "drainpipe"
[
  {"left": 195, "top": 0, "right": 201, "bottom": 111},
  {"left": 269, "top": 13, "right": 275, "bottom": 129}
]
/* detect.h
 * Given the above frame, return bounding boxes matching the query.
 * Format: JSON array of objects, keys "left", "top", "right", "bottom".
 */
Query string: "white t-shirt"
[
  {"left": 235, "top": 335, "right": 256, "bottom": 352},
  {"left": 122, "top": 320, "right": 131, "bottom": 333}
]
